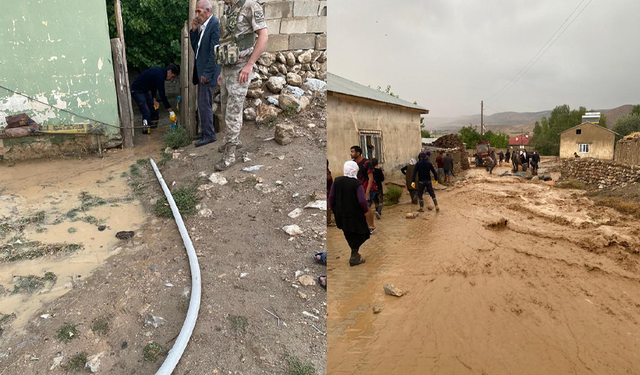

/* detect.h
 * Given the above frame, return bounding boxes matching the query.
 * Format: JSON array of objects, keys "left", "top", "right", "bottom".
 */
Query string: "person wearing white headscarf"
[{"left": 328, "top": 161, "right": 370, "bottom": 266}]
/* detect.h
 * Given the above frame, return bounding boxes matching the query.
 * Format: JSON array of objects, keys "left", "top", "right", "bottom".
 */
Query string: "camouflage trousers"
[{"left": 221, "top": 63, "right": 250, "bottom": 149}]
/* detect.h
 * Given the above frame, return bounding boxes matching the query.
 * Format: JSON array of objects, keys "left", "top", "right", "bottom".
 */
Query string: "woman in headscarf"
[{"left": 329, "top": 161, "right": 370, "bottom": 267}]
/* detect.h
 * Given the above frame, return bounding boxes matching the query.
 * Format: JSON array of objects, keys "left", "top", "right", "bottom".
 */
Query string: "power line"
[{"left": 487, "top": 0, "right": 593, "bottom": 105}]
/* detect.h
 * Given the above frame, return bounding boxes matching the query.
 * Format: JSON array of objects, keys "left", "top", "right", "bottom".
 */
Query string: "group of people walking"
[{"left": 328, "top": 147, "right": 442, "bottom": 268}]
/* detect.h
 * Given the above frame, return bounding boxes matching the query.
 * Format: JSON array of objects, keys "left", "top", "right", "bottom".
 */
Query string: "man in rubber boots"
[
  {"left": 411, "top": 152, "right": 440, "bottom": 212},
  {"left": 214, "top": 0, "right": 268, "bottom": 171},
  {"left": 130, "top": 64, "right": 178, "bottom": 129}
]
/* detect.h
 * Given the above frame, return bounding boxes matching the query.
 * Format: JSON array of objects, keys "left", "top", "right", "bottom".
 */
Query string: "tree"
[
  {"left": 632, "top": 104, "right": 640, "bottom": 116},
  {"left": 421, "top": 130, "right": 431, "bottom": 138},
  {"left": 598, "top": 114, "right": 607, "bottom": 128},
  {"left": 106, "top": 0, "right": 189, "bottom": 71},
  {"left": 612, "top": 114, "right": 640, "bottom": 137},
  {"left": 457, "top": 126, "right": 509, "bottom": 149},
  {"left": 530, "top": 104, "right": 586, "bottom": 155},
  {"left": 458, "top": 126, "right": 483, "bottom": 148}
]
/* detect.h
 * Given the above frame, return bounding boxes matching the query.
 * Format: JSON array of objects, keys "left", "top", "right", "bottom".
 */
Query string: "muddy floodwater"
[{"left": 0, "top": 140, "right": 161, "bottom": 340}]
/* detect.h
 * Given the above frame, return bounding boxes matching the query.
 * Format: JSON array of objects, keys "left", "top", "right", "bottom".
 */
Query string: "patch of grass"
[
  {"left": 596, "top": 198, "right": 640, "bottom": 218},
  {"left": 11, "top": 273, "right": 57, "bottom": 294},
  {"left": 21, "top": 211, "right": 45, "bottom": 224},
  {"left": 284, "top": 354, "right": 316, "bottom": 375},
  {"left": 68, "top": 227, "right": 77, "bottom": 233},
  {"left": 0, "top": 222, "right": 14, "bottom": 238},
  {"left": 56, "top": 323, "right": 79, "bottom": 344},
  {"left": 143, "top": 342, "right": 163, "bottom": 362},
  {"left": 157, "top": 151, "right": 172, "bottom": 167},
  {"left": 261, "top": 115, "right": 278, "bottom": 128},
  {"left": 65, "top": 352, "right": 87, "bottom": 372},
  {"left": 129, "top": 164, "right": 140, "bottom": 178},
  {"left": 91, "top": 316, "right": 110, "bottom": 336},
  {"left": 310, "top": 191, "right": 317, "bottom": 201},
  {"left": 136, "top": 158, "right": 149, "bottom": 166},
  {"left": 384, "top": 186, "right": 402, "bottom": 206},
  {"left": 1, "top": 242, "right": 83, "bottom": 262},
  {"left": 163, "top": 127, "right": 190, "bottom": 149},
  {"left": 81, "top": 215, "right": 102, "bottom": 226},
  {"left": 35, "top": 226, "right": 47, "bottom": 233},
  {"left": 228, "top": 315, "right": 248, "bottom": 331},
  {"left": 0, "top": 313, "right": 16, "bottom": 325},
  {"left": 120, "top": 172, "right": 128, "bottom": 178},
  {"left": 154, "top": 187, "right": 200, "bottom": 218},
  {"left": 555, "top": 179, "right": 586, "bottom": 190},
  {"left": 129, "top": 181, "right": 147, "bottom": 195},
  {"left": 283, "top": 105, "right": 298, "bottom": 117}
]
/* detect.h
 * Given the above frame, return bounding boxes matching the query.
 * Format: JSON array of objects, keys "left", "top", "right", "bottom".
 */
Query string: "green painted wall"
[{"left": 0, "top": 0, "right": 120, "bottom": 137}]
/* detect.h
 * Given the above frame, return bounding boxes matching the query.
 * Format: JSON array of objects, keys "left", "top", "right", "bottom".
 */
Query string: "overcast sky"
[{"left": 329, "top": 0, "right": 640, "bottom": 117}]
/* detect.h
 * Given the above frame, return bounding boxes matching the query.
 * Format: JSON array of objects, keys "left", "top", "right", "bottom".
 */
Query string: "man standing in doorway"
[
  {"left": 190, "top": 0, "right": 221, "bottom": 147},
  {"left": 130, "top": 64, "right": 178, "bottom": 130},
  {"left": 351, "top": 146, "right": 377, "bottom": 233},
  {"left": 214, "top": 0, "right": 268, "bottom": 171}
]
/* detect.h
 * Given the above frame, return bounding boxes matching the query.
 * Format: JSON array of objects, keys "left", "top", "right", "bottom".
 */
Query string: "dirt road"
[{"left": 328, "top": 164, "right": 640, "bottom": 375}]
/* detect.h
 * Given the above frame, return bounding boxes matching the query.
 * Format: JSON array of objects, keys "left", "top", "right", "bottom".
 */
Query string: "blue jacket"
[
  {"left": 190, "top": 15, "right": 221, "bottom": 85},
  {"left": 131, "top": 67, "right": 171, "bottom": 109}
]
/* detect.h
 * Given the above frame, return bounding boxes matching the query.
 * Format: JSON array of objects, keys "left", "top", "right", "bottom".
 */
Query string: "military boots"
[{"left": 215, "top": 143, "right": 236, "bottom": 171}]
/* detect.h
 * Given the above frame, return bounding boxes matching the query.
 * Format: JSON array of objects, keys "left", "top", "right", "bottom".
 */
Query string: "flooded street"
[
  {"left": 0, "top": 135, "right": 162, "bottom": 339},
  {"left": 328, "top": 162, "right": 640, "bottom": 375}
]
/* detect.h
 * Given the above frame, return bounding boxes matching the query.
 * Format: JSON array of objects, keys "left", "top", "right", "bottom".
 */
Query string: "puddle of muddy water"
[{"left": 0, "top": 142, "right": 162, "bottom": 340}]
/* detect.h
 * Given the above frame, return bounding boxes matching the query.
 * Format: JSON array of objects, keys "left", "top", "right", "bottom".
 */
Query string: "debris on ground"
[
  {"left": 372, "top": 303, "right": 384, "bottom": 314},
  {"left": 383, "top": 284, "right": 404, "bottom": 297},
  {"left": 486, "top": 218, "right": 508, "bottom": 230},
  {"left": 283, "top": 224, "right": 303, "bottom": 236},
  {"left": 298, "top": 274, "right": 316, "bottom": 286}
]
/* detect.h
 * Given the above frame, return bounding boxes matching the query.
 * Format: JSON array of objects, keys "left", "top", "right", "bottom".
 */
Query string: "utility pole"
[{"left": 480, "top": 100, "right": 484, "bottom": 136}]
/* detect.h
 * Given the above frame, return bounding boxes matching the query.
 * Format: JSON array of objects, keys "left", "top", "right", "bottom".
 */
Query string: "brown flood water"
[{"left": 0, "top": 135, "right": 162, "bottom": 339}]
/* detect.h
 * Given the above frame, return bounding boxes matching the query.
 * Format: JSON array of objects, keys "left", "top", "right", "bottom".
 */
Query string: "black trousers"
[{"left": 417, "top": 180, "right": 436, "bottom": 201}]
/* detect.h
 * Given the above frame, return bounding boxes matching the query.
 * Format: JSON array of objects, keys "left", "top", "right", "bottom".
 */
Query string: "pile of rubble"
[
  {"left": 561, "top": 158, "right": 640, "bottom": 189},
  {"left": 433, "top": 134, "right": 470, "bottom": 170},
  {"left": 214, "top": 49, "right": 327, "bottom": 125}
]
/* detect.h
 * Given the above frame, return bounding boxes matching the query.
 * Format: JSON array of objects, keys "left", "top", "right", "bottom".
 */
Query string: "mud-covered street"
[{"left": 328, "top": 162, "right": 640, "bottom": 375}]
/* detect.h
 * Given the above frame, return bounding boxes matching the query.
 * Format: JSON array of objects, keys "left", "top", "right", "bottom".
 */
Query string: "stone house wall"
[{"left": 560, "top": 158, "right": 640, "bottom": 189}]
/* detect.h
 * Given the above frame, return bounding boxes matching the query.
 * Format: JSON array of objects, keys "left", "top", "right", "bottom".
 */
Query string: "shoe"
[
  {"left": 435, "top": 205, "right": 440, "bottom": 212},
  {"left": 369, "top": 227, "right": 376, "bottom": 234},
  {"left": 215, "top": 144, "right": 237, "bottom": 171},
  {"left": 218, "top": 142, "right": 243, "bottom": 153},
  {"left": 375, "top": 212, "right": 381, "bottom": 219},
  {"left": 418, "top": 207, "right": 424, "bottom": 212},
  {"left": 195, "top": 137, "right": 217, "bottom": 147},
  {"left": 194, "top": 133, "right": 204, "bottom": 140}
]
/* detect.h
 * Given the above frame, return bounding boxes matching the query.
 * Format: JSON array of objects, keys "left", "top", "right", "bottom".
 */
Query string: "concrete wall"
[
  {"left": 327, "top": 93, "right": 422, "bottom": 182},
  {"left": 615, "top": 135, "right": 640, "bottom": 166},
  {"left": 0, "top": 0, "right": 120, "bottom": 138},
  {"left": 559, "top": 123, "right": 615, "bottom": 160},
  {"left": 260, "top": 0, "right": 327, "bottom": 52}
]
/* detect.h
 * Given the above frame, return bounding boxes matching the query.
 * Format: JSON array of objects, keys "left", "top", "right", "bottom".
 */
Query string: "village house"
[
  {"left": 559, "top": 122, "right": 618, "bottom": 160},
  {"left": 327, "top": 73, "right": 429, "bottom": 179},
  {"left": 508, "top": 134, "right": 530, "bottom": 149}
]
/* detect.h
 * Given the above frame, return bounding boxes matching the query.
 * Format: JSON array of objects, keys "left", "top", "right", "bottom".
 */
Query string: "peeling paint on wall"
[{"left": 1, "top": 0, "right": 120, "bottom": 138}]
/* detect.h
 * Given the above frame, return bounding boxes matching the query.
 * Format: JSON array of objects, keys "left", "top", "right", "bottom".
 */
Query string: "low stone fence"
[
  {"left": 214, "top": 49, "right": 327, "bottom": 125},
  {"left": 560, "top": 158, "right": 640, "bottom": 188}
]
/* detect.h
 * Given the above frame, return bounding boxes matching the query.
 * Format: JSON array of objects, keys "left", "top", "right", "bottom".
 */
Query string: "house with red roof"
[{"left": 509, "top": 134, "right": 530, "bottom": 149}]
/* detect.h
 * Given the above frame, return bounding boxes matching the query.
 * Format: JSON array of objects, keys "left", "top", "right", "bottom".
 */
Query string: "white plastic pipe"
[{"left": 150, "top": 158, "right": 202, "bottom": 375}]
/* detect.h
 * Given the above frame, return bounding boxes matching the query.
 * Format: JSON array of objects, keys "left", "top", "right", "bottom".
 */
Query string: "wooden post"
[
  {"left": 181, "top": 22, "right": 190, "bottom": 133},
  {"left": 111, "top": 38, "right": 134, "bottom": 149},
  {"left": 114, "top": 0, "right": 135, "bottom": 147},
  {"left": 187, "top": 0, "right": 198, "bottom": 138}
]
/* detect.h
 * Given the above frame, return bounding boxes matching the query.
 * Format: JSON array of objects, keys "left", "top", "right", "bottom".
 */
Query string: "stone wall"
[
  {"left": 214, "top": 49, "right": 327, "bottom": 125},
  {"left": 560, "top": 158, "right": 640, "bottom": 189},
  {"left": 615, "top": 134, "right": 640, "bottom": 166},
  {"left": 261, "top": 0, "right": 327, "bottom": 52}
]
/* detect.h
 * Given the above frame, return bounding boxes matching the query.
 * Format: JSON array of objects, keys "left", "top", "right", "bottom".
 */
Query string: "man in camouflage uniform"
[{"left": 214, "top": 0, "right": 268, "bottom": 171}]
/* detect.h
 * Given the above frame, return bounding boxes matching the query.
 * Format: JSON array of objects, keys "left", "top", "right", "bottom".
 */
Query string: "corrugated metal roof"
[
  {"left": 328, "top": 72, "right": 429, "bottom": 113},
  {"left": 421, "top": 138, "right": 439, "bottom": 144}
]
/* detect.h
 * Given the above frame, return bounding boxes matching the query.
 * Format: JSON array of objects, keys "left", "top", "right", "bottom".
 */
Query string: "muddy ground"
[
  {"left": 328, "top": 159, "right": 640, "bottom": 374},
  {"left": 0, "top": 107, "right": 327, "bottom": 374}
]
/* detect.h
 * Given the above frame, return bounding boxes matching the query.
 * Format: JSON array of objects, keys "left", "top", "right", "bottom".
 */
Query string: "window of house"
[
  {"left": 359, "top": 131, "right": 384, "bottom": 163},
  {"left": 576, "top": 129, "right": 582, "bottom": 135},
  {"left": 579, "top": 143, "right": 590, "bottom": 153}
]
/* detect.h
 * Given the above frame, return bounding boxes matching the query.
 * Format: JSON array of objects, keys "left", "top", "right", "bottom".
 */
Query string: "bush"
[
  {"left": 555, "top": 179, "right": 586, "bottom": 190},
  {"left": 384, "top": 186, "right": 402, "bottom": 205},
  {"left": 163, "top": 127, "right": 191, "bottom": 149},
  {"left": 56, "top": 323, "right": 79, "bottom": 344}
]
